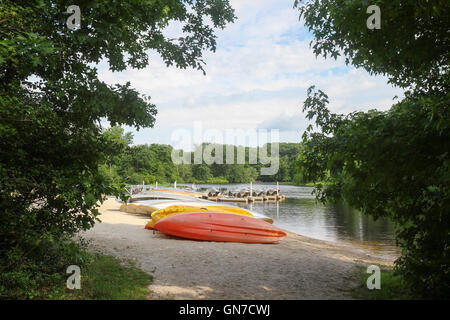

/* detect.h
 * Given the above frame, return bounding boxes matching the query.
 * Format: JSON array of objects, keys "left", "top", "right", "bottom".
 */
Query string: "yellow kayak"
[
  {"left": 145, "top": 205, "right": 261, "bottom": 230},
  {"left": 197, "top": 206, "right": 275, "bottom": 224}
]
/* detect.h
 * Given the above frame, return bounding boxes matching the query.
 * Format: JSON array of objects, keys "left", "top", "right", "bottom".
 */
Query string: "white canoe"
[{"left": 132, "top": 199, "right": 274, "bottom": 224}]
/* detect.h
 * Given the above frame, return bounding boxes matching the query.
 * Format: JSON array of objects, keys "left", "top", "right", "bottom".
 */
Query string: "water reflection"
[{"left": 181, "top": 183, "right": 399, "bottom": 258}]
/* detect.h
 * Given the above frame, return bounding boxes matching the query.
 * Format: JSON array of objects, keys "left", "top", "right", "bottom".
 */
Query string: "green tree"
[
  {"left": 102, "top": 126, "right": 133, "bottom": 170},
  {"left": 242, "top": 166, "right": 258, "bottom": 183},
  {"left": 0, "top": 0, "right": 235, "bottom": 296},
  {"left": 192, "top": 164, "right": 212, "bottom": 181},
  {"left": 295, "top": 0, "right": 449, "bottom": 297},
  {"left": 176, "top": 163, "right": 193, "bottom": 182},
  {"left": 257, "top": 143, "right": 302, "bottom": 182},
  {"left": 225, "top": 164, "right": 245, "bottom": 183},
  {"left": 295, "top": 0, "right": 449, "bottom": 93}
]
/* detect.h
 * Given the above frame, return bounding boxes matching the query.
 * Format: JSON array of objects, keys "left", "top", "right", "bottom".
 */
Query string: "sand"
[{"left": 80, "top": 198, "right": 395, "bottom": 300}]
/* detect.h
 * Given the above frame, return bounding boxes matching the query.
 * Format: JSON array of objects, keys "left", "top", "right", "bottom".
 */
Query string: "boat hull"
[
  {"left": 154, "top": 212, "right": 286, "bottom": 243},
  {"left": 145, "top": 205, "right": 254, "bottom": 230}
]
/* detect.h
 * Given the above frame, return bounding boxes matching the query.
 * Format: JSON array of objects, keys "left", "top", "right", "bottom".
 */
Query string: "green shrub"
[
  {"left": 0, "top": 237, "right": 152, "bottom": 300},
  {"left": 351, "top": 266, "right": 413, "bottom": 300},
  {"left": 0, "top": 237, "right": 92, "bottom": 299}
]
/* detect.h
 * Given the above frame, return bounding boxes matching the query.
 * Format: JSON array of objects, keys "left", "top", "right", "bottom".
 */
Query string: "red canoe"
[{"left": 153, "top": 212, "right": 286, "bottom": 243}]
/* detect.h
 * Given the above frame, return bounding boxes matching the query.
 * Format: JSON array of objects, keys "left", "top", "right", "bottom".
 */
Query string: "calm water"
[{"left": 181, "top": 183, "right": 399, "bottom": 259}]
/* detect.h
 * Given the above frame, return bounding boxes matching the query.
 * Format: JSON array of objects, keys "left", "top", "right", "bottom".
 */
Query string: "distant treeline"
[{"left": 100, "top": 127, "right": 309, "bottom": 186}]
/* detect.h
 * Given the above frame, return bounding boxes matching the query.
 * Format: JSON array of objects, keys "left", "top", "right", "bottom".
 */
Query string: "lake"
[{"left": 180, "top": 183, "right": 399, "bottom": 259}]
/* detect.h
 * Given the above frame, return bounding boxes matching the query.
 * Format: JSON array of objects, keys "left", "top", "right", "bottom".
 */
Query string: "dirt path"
[{"left": 80, "top": 198, "right": 394, "bottom": 300}]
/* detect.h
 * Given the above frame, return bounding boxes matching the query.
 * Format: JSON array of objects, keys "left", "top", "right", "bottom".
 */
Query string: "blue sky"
[{"left": 98, "top": 0, "right": 403, "bottom": 149}]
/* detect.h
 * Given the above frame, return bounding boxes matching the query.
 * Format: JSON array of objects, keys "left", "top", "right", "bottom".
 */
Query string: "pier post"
[
  {"left": 276, "top": 181, "right": 279, "bottom": 201},
  {"left": 277, "top": 200, "right": 279, "bottom": 219}
]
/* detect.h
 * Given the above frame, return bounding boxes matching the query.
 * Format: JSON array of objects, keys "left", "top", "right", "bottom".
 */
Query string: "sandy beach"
[{"left": 80, "top": 198, "right": 395, "bottom": 300}]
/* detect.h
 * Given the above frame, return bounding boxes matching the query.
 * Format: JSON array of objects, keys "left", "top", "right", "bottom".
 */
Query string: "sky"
[{"left": 97, "top": 0, "right": 403, "bottom": 150}]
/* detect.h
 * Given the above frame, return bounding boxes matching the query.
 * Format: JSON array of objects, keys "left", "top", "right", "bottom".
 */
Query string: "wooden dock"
[
  {"left": 249, "top": 196, "right": 264, "bottom": 202},
  {"left": 218, "top": 196, "right": 248, "bottom": 203},
  {"left": 124, "top": 186, "right": 286, "bottom": 205},
  {"left": 202, "top": 192, "right": 286, "bottom": 203}
]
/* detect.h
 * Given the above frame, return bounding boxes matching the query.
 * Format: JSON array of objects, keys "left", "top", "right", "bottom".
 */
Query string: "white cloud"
[{"left": 97, "top": 0, "right": 404, "bottom": 146}]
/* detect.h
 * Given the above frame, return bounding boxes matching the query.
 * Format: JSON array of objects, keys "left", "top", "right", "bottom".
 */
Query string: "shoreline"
[{"left": 80, "top": 198, "right": 395, "bottom": 299}]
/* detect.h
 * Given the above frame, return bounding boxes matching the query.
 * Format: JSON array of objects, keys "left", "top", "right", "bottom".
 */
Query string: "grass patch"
[
  {"left": 0, "top": 238, "right": 153, "bottom": 300},
  {"left": 68, "top": 254, "right": 153, "bottom": 300},
  {"left": 351, "top": 265, "right": 413, "bottom": 300}
]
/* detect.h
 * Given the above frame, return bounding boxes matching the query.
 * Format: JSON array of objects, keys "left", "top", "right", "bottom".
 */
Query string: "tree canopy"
[
  {"left": 0, "top": 0, "right": 235, "bottom": 297},
  {"left": 295, "top": 0, "right": 449, "bottom": 93},
  {"left": 295, "top": 0, "right": 449, "bottom": 297},
  {"left": 100, "top": 137, "right": 304, "bottom": 185}
]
